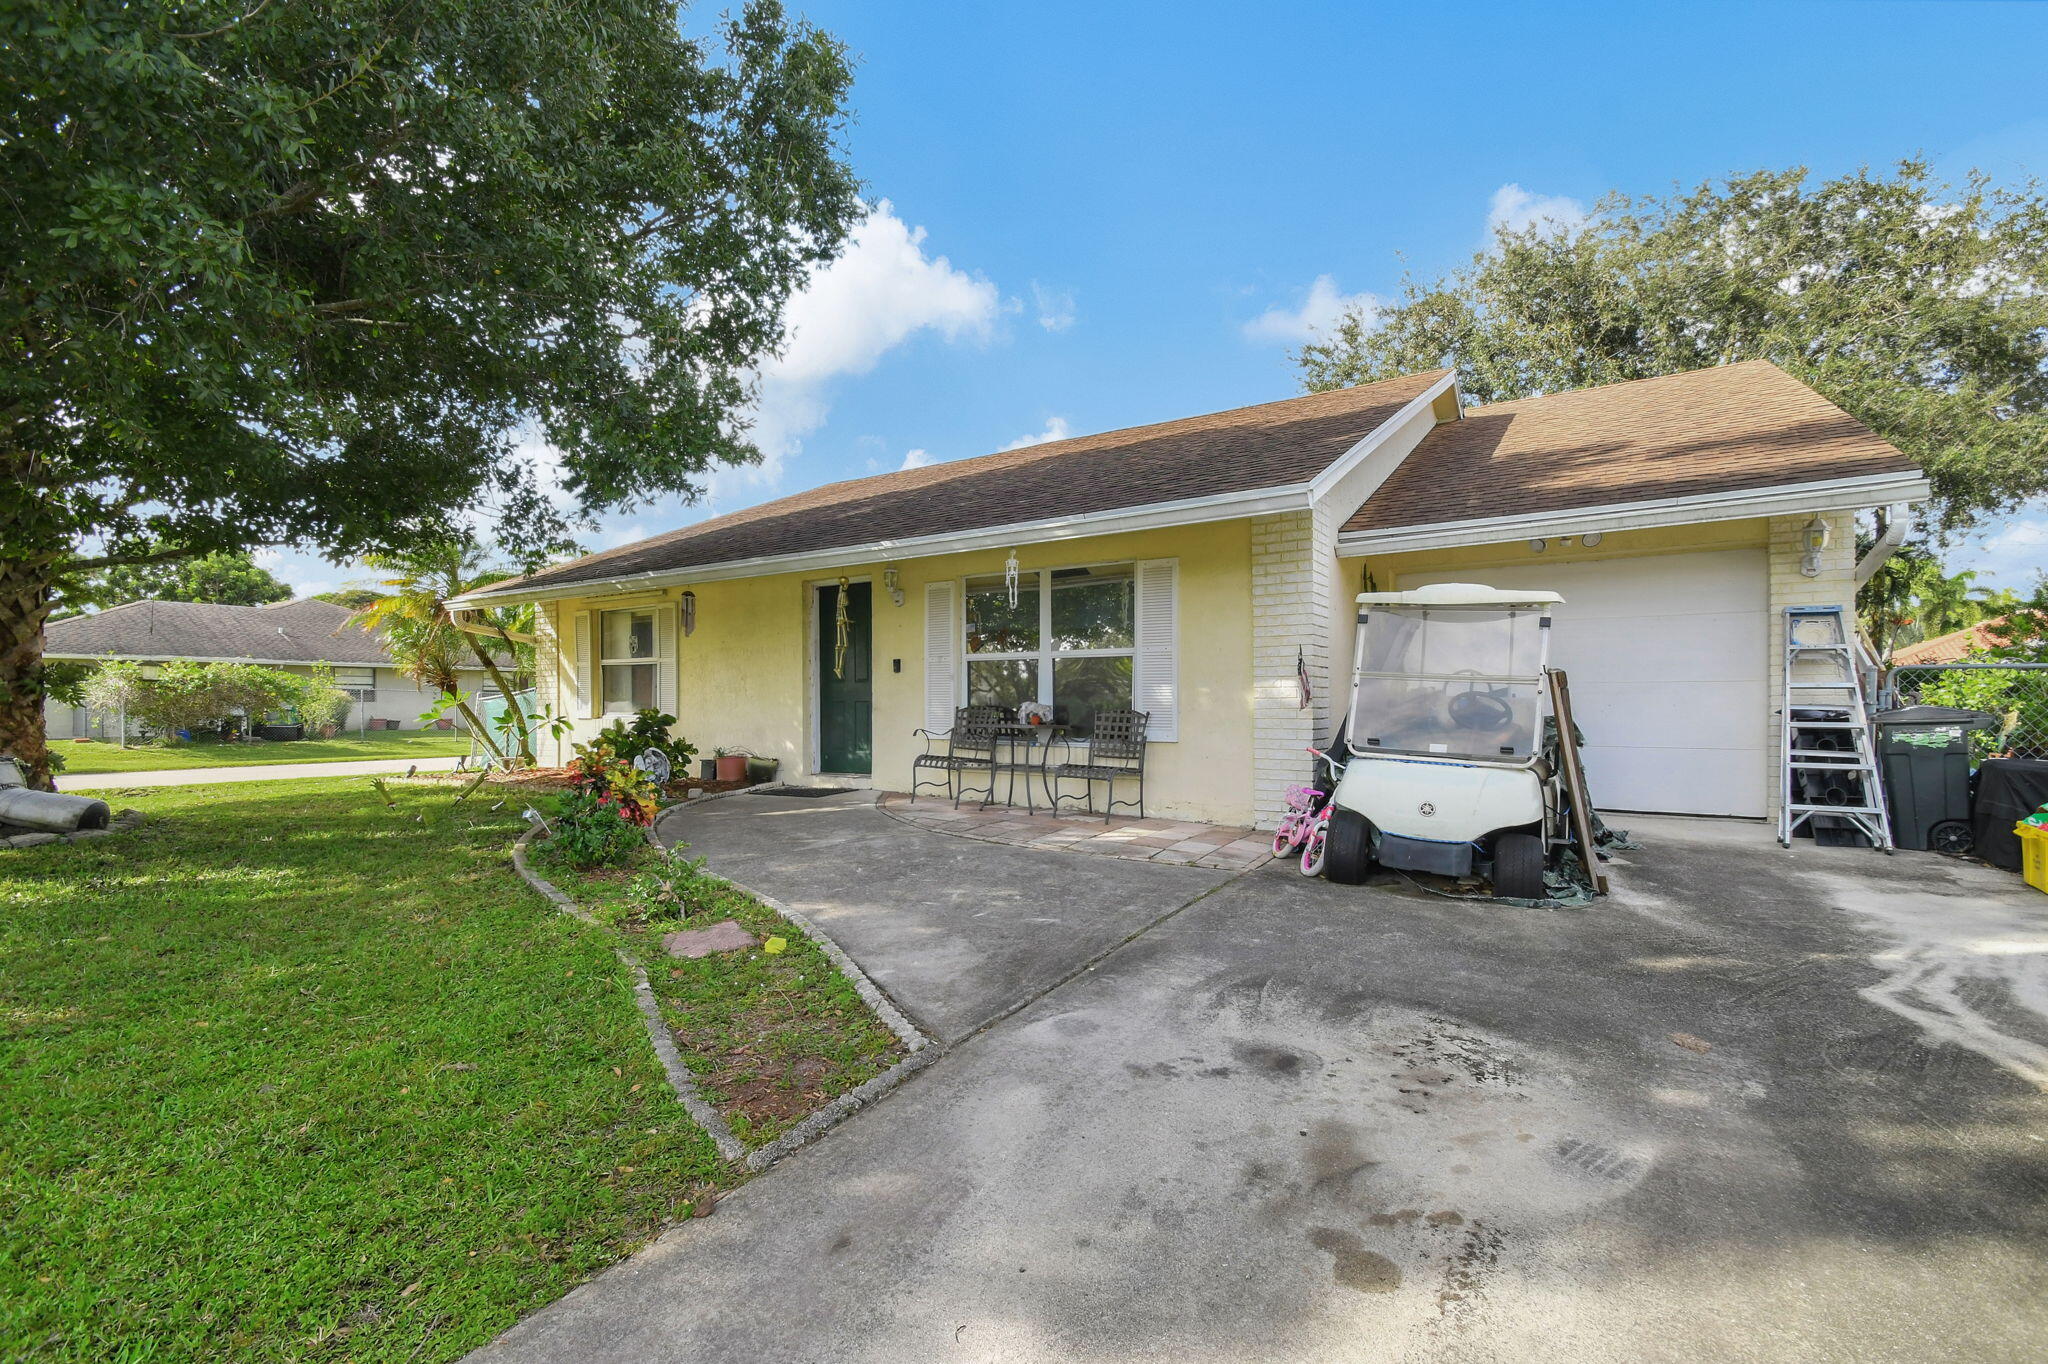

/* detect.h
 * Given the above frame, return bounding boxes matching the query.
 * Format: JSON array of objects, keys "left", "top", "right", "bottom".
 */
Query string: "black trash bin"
[{"left": 1873, "top": 705, "right": 1993, "bottom": 853}]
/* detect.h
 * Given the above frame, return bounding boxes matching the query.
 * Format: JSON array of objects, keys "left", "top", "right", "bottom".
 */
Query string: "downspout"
[{"left": 1854, "top": 504, "right": 1909, "bottom": 588}]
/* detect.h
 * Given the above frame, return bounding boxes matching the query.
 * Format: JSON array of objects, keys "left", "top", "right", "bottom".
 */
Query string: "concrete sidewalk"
[{"left": 65, "top": 755, "right": 464, "bottom": 790}]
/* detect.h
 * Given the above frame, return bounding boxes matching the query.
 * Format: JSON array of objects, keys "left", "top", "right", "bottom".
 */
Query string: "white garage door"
[{"left": 1398, "top": 549, "right": 1770, "bottom": 817}]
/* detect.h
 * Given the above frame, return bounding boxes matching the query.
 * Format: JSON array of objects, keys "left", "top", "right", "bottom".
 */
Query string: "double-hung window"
[
  {"left": 333, "top": 666, "right": 377, "bottom": 702},
  {"left": 599, "top": 608, "right": 657, "bottom": 713},
  {"left": 964, "top": 563, "right": 1135, "bottom": 738}
]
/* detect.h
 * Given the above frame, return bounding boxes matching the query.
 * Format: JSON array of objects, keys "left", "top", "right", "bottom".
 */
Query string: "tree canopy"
[
  {"left": 1296, "top": 161, "right": 2048, "bottom": 535},
  {"left": 53, "top": 550, "right": 295, "bottom": 618},
  {"left": 1, "top": 0, "right": 861, "bottom": 785}
]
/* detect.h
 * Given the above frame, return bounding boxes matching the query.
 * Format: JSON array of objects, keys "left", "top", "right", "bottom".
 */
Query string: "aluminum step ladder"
[{"left": 1778, "top": 604, "right": 1892, "bottom": 850}]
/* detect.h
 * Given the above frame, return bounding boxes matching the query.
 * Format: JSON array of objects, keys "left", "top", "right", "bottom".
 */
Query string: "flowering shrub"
[{"left": 567, "top": 737, "right": 662, "bottom": 826}]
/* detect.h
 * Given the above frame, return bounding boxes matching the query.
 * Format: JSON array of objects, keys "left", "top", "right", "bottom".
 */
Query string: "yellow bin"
[{"left": 2019, "top": 822, "right": 2048, "bottom": 894}]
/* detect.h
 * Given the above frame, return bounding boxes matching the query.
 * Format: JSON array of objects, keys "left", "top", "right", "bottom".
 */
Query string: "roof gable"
[
  {"left": 1343, "top": 361, "right": 1921, "bottom": 536},
  {"left": 474, "top": 369, "right": 1448, "bottom": 597}
]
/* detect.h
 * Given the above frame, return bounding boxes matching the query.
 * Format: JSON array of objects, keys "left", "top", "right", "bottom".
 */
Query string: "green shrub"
[{"left": 550, "top": 792, "right": 648, "bottom": 870}]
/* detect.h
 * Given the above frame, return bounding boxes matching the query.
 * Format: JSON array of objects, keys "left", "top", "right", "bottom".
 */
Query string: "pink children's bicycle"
[{"left": 1272, "top": 745, "right": 1346, "bottom": 877}]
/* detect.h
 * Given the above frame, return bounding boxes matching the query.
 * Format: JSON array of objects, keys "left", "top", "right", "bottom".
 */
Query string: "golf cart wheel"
[
  {"left": 1323, "top": 808, "right": 1372, "bottom": 885},
  {"left": 1492, "top": 831, "right": 1545, "bottom": 900},
  {"left": 1928, "top": 820, "right": 1974, "bottom": 856}
]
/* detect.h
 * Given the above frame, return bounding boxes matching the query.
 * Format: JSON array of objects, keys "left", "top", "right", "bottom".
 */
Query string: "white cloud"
[
  {"left": 1242, "top": 275, "right": 1379, "bottom": 345},
  {"left": 899, "top": 448, "right": 934, "bottom": 471},
  {"left": 1030, "top": 281, "right": 1076, "bottom": 332},
  {"left": 709, "top": 201, "right": 998, "bottom": 503},
  {"left": 1957, "top": 505, "right": 2048, "bottom": 592},
  {"left": 1487, "top": 183, "right": 1589, "bottom": 238},
  {"left": 1003, "top": 417, "right": 1072, "bottom": 450}
]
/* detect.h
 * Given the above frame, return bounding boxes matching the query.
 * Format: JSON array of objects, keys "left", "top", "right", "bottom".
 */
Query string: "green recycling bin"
[{"left": 1873, "top": 705, "right": 1993, "bottom": 853}]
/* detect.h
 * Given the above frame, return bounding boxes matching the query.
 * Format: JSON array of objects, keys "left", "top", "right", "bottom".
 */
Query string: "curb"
[
  {"left": 650, "top": 790, "right": 941, "bottom": 1170},
  {"left": 512, "top": 825, "right": 749, "bottom": 1164}
]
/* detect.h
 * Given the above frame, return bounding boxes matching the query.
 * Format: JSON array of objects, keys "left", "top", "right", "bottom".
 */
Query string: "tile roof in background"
[
  {"left": 475, "top": 369, "right": 1449, "bottom": 596},
  {"left": 1343, "top": 360, "right": 1921, "bottom": 534},
  {"left": 46, "top": 598, "right": 397, "bottom": 666},
  {"left": 1891, "top": 617, "right": 2011, "bottom": 666}
]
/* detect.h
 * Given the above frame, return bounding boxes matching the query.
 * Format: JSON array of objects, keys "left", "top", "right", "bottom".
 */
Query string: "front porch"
[{"left": 876, "top": 790, "right": 1273, "bottom": 871}]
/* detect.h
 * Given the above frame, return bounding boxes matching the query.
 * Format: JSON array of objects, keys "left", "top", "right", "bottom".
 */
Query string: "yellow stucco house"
[{"left": 449, "top": 361, "right": 1928, "bottom": 828}]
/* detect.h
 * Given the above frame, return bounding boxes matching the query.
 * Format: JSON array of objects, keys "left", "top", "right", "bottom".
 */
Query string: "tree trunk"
[
  {"left": 454, "top": 698, "right": 505, "bottom": 762},
  {"left": 463, "top": 631, "right": 534, "bottom": 765},
  {"left": 0, "top": 558, "right": 57, "bottom": 790}
]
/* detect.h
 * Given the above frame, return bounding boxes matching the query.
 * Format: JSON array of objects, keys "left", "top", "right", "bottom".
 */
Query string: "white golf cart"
[{"left": 1322, "top": 584, "right": 1565, "bottom": 897}]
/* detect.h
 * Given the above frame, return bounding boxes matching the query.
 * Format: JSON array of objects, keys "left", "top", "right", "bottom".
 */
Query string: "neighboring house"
[
  {"left": 448, "top": 360, "right": 1928, "bottom": 827},
  {"left": 1891, "top": 617, "right": 2011, "bottom": 666},
  {"left": 42, "top": 598, "right": 496, "bottom": 739}
]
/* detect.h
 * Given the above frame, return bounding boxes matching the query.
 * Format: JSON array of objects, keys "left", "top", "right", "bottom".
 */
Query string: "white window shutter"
[
  {"left": 924, "top": 581, "right": 956, "bottom": 732},
  {"left": 1133, "top": 558, "right": 1178, "bottom": 741},
  {"left": 655, "top": 603, "right": 678, "bottom": 717},
  {"left": 573, "top": 610, "right": 597, "bottom": 719}
]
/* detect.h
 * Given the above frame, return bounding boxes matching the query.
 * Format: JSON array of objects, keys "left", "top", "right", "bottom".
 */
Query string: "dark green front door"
[{"left": 818, "top": 581, "right": 872, "bottom": 773}]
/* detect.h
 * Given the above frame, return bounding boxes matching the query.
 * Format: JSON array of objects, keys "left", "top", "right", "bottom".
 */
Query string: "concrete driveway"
[{"left": 479, "top": 795, "right": 2048, "bottom": 1363}]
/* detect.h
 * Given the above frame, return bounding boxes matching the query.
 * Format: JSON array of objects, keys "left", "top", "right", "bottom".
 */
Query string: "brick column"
[{"left": 1250, "top": 511, "right": 1326, "bottom": 828}]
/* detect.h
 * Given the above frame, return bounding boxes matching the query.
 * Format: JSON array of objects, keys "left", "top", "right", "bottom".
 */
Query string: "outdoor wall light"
[
  {"left": 882, "top": 566, "right": 905, "bottom": 607},
  {"left": 1800, "top": 514, "right": 1831, "bottom": 577},
  {"left": 680, "top": 590, "right": 697, "bottom": 636},
  {"left": 1581, "top": 531, "right": 1604, "bottom": 547}
]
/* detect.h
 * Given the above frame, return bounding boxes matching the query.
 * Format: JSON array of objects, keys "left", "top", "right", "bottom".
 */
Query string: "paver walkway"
[
  {"left": 877, "top": 790, "right": 1273, "bottom": 870},
  {"left": 64, "top": 755, "right": 464, "bottom": 790}
]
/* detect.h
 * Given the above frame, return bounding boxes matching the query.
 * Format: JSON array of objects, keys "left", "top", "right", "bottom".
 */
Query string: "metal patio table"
[{"left": 989, "top": 721, "right": 1070, "bottom": 813}]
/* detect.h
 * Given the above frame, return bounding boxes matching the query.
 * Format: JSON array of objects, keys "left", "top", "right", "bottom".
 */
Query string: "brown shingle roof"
[
  {"left": 47, "top": 598, "right": 397, "bottom": 666},
  {"left": 478, "top": 370, "right": 1448, "bottom": 596},
  {"left": 1343, "top": 361, "right": 1920, "bottom": 535}
]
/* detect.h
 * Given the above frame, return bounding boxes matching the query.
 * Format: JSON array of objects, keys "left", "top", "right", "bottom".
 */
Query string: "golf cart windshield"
[{"left": 1349, "top": 605, "right": 1548, "bottom": 763}]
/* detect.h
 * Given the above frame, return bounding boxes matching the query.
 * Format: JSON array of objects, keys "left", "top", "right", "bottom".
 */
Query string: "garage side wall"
[{"left": 1765, "top": 509, "right": 1859, "bottom": 816}]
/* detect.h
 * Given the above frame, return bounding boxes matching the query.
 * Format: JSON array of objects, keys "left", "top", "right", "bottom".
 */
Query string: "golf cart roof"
[{"left": 1355, "top": 583, "right": 1564, "bottom": 609}]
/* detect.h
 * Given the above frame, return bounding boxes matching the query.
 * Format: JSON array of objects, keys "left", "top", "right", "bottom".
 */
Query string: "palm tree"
[{"left": 351, "top": 541, "right": 536, "bottom": 763}]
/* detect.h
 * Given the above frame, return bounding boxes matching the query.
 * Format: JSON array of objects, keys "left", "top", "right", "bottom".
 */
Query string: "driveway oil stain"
[{"left": 1308, "top": 1227, "right": 1401, "bottom": 1293}]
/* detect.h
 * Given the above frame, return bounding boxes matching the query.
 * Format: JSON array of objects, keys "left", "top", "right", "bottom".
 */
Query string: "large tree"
[
  {"left": 1, "top": 0, "right": 860, "bottom": 787},
  {"left": 1297, "top": 162, "right": 2048, "bottom": 537},
  {"left": 53, "top": 549, "right": 295, "bottom": 618}
]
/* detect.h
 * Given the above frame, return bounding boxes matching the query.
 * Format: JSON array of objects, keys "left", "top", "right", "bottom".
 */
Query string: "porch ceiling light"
[
  {"left": 1528, "top": 538, "right": 1547, "bottom": 553},
  {"left": 1800, "top": 514, "right": 1830, "bottom": 577},
  {"left": 1581, "top": 531, "right": 1604, "bottom": 547}
]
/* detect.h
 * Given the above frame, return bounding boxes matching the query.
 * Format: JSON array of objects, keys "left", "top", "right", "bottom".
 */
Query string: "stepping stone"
[{"left": 663, "top": 920, "right": 758, "bottom": 959}]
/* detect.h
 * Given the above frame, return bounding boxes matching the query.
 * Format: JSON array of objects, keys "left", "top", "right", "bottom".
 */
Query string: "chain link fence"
[{"left": 1885, "top": 663, "right": 2048, "bottom": 762}]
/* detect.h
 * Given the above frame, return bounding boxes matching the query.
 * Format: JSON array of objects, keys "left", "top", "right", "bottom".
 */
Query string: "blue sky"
[{"left": 271, "top": 0, "right": 2048, "bottom": 598}]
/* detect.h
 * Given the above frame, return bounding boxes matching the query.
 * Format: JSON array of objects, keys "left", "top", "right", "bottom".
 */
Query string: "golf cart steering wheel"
[{"left": 1446, "top": 670, "right": 1516, "bottom": 730}]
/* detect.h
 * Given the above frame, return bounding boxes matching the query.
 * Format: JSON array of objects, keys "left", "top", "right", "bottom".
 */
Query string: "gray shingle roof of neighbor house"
[
  {"left": 1343, "top": 360, "right": 1922, "bottom": 534},
  {"left": 45, "top": 598, "right": 403, "bottom": 667},
  {"left": 466, "top": 368, "right": 1453, "bottom": 598}
]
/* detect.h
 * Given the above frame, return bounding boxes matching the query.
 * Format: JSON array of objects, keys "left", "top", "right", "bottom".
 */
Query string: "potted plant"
[{"left": 712, "top": 746, "right": 750, "bottom": 782}]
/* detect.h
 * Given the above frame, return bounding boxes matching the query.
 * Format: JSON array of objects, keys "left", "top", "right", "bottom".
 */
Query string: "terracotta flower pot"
[{"left": 715, "top": 754, "right": 749, "bottom": 782}]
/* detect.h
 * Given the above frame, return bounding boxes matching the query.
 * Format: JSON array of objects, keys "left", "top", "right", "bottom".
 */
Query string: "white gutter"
[
  {"left": 1335, "top": 469, "right": 1932, "bottom": 556},
  {"left": 448, "top": 373, "right": 1465, "bottom": 612},
  {"left": 1853, "top": 503, "right": 1912, "bottom": 587},
  {"left": 44, "top": 652, "right": 495, "bottom": 671}
]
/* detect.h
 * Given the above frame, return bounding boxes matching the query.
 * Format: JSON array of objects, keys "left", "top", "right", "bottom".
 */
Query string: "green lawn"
[
  {"left": 0, "top": 778, "right": 725, "bottom": 1362},
  {"left": 55, "top": 729, "right": 472, "bottom": 776},
  {"left": 531, "top": 838, "right": 904, "bottom": 1146}
]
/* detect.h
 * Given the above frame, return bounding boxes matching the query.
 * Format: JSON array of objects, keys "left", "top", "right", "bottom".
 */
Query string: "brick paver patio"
[{"left": 876, "top": 791, "right": 1273, "bottom": 871}]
